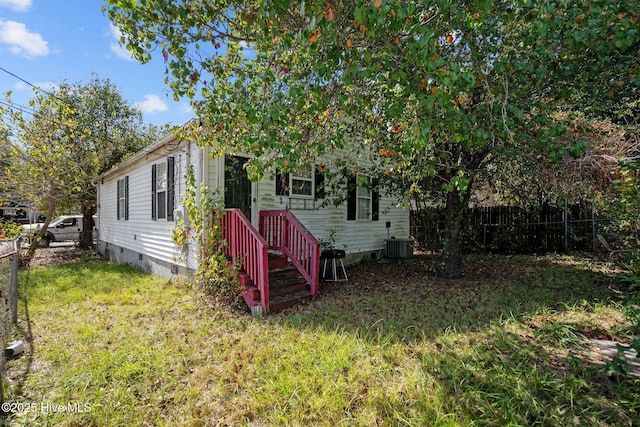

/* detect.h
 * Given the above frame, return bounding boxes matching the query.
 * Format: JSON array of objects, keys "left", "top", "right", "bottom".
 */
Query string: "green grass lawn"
[{"left": 3, "top": 250, "right": 639, "bottom": 426}]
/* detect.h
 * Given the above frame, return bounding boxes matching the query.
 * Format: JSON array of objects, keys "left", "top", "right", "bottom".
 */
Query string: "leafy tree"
[
  {"left": 0, "top": 129, "right": 14, "bottom": 203},
  {"left": 1, "top": 77, "right": 161, "bottom": 256},
  {"left": 50, "top": 78, "right": 163, "bottom": 248},
  {"left": 105, "top": 0, "right": 639, "bottom": 277},
  {"left": 2, "top": 91, "right": 77, "bottom": 256},
  {"left": 479, "top": 117, "right": 638, "bottom": 207}
]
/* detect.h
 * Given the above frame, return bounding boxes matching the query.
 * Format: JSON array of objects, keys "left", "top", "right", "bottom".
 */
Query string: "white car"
[{"left": 23, "top": 215, "right": 96, "bottom": 247}]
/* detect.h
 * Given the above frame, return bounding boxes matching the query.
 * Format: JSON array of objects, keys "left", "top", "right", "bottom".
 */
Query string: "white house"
[{"left": 96, "top": 126, "right": 410, "bottom": 313}]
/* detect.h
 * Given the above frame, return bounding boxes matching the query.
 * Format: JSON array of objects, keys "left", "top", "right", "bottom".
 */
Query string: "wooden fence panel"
[{"left": 411, "top": 203, "right": 600, "bottom": 254}]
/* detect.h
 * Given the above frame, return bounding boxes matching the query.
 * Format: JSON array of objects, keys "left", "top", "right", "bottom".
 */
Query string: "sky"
[{"left": 0, "top": 0, "right": 193, "bottom": 128}]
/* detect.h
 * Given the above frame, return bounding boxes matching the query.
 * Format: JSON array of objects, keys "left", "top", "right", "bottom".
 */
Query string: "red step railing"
[
  {"left": 259, "top": 210, "right": 320, "bottom": 296},
  {"left": 221, "top": 209, "right": 270, "bottom": 310}
]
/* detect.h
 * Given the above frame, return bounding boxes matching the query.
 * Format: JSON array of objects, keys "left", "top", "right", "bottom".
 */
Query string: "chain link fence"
[{"left": 0, "top": 238, "right": 21, "bottom": 406}]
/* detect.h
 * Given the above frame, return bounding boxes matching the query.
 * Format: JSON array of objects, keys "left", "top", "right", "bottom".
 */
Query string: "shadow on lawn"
[
  {"left": 4, "top": 269, "right": 38, "bottom": 401},
  {"left": 5, "top": 257, "right": 149, "bottom": 399},
  {"left": 422, "top": 327, "right": 636, "bottom": 426},
  {"left": 269, "top": 254, "right": 637, "bottom": 424},
  {"left": 276, "top": 253, "right": 626, "bottom": 344}
]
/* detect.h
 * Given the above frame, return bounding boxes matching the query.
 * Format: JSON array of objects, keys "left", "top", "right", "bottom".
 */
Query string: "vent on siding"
[{"left": 385, "top": 239, "right": 413, "bottom": 258}]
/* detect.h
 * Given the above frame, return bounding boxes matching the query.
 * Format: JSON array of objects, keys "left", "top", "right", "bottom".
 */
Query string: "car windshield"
[{"left": 48, "top": 217, "right": 67, "bottom": 227}]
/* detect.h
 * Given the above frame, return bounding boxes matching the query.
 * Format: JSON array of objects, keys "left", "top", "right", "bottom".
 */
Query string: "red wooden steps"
[
  {"left": 239, "top": 253, "right": 314, "bottom": 313},
  {"left": 268, "top": 252, "right": 289, "bottom": 268},
  {"left": 269, "top": 289, "right": 314, "bottom": 312}
]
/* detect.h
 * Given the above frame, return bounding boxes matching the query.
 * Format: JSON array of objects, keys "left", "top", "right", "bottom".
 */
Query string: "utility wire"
[
  {"left": 2, "top": 94, "right": 187, "bottom": 175},
  {"left": 0, "top": 65, "right": 191, "bottom": 174},
  {"left": 0, "top": 65, "right": 175, "bottom": 139},
  {"left": 0, "top": 65, "right": 56, "bottom": 98}
]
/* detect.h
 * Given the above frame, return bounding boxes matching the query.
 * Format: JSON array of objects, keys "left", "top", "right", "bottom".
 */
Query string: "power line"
[
  {"left": 0, "top": 99, "right": 38, "bottom": 117},
  {"left": 0, "top": 65, "right": 163, "bottom": 137},
  {"left": 2, "top": 95, "right": 187, "bottom": 175},
  {"left": 0, "top": 65, "right": 189, "bottom": 170},
  {"left": 0, "top": 65, "right": 55, "bottom": 98}
]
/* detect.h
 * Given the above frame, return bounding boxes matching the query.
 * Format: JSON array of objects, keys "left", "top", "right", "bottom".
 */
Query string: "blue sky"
[{"left": 0, "top": 0, "right": 192, "bottom": 127}]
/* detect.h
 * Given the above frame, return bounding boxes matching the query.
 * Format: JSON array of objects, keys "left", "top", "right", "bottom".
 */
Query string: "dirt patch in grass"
[
  {"left": 315, "top": 252, "right": 622, "bottom": 326},
  {"left": 21, "top": 246, "right": 102, "bottom": 268}
]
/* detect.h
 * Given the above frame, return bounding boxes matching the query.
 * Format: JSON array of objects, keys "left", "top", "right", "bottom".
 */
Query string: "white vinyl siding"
[
  {"left": 259, "top": 152, "right": 409, "bottom": 256},
  {"left": 98, "top": 141, "right": 203, "bottom": 274}
]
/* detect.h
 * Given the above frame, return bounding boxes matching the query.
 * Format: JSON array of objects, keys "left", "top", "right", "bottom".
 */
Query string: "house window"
[
  {"left": 347, "top": 175, "right": 379, "bottom": 221},
  {"left": 117, "top": 176, "right": 129, "bottom": 220},
  {"left": 290, "top": 165, "right": 313, "bottom": 198},
  {"left": 275, "top": 164, "right": 325, "bottom": 208},
  {"left": 152, "top": 157, "right": 175, "bottom": 221},
  {"left": 357, "top": 176, "right": 371, "bottom": 220},
  {"left": 157, "top": 161, "right": 167, "bottom": 219}
]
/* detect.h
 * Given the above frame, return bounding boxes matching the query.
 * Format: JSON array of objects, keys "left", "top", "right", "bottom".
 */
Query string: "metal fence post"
[
  {"left": 10, "top": 238, "right": 21, "bottom": 324},
  {"left": 483, "top": 224, "right": 487, "bottom": 253},
  {"left": 563, "top": 201, "right": 569, "bottom": 254}
]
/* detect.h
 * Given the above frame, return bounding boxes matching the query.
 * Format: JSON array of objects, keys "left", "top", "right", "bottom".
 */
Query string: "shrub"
[
  {"left": 0, "top": 219, "right": 23, "bottom": 240},
  {"left": 172, "top": 166, "right": 243, "bottom": 310}
]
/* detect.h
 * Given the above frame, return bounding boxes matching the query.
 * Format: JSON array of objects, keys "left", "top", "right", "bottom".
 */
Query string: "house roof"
[{"left": 97, "top": 118, "right": 196, "bottom": 181}]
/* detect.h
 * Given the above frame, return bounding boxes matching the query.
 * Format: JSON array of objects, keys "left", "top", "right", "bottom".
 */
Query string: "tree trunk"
[
  {"left": 78, "top": 204, "right": 95, "bottom": 249},
  {"left": 26, "top": 197, "right": 56, "bottom": 259},
  {"left": 439, "top": 186, "right": 472, "bottom": 279}
]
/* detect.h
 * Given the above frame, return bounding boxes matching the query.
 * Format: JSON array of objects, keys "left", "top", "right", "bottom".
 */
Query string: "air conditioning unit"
[{"left": 385, "top": 238, "right": 414, "bottom": 258}]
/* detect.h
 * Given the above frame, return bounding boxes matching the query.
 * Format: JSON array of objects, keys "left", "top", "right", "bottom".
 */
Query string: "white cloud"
[
  {"left": 13, "top": 80, "right": 56, "bottom": 92},
  {"left": 109, "top": 23, "right": 133, "bottom": 61},
  {"left": 177, "top": 102, "right": 194, "bottom": 115},
  {"left": 0, "top": 0, "right": 32, "bottom": 12},
  {"left": 0, "top": 20, "right": 48, "bottom": 58},
  {"left": 34, "top": 81, "right": 57, "bottom": 92},
  {"left": 135, "top": 94, "right": 168, "bottom": 114}
]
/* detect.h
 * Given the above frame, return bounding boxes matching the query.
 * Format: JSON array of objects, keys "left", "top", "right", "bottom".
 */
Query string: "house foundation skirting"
[
  {"left": 98, "top": 240, "right": 382, "bottom": 282},
  {"left": 98, "top": 241, "right": 192, "bottom": 279}
]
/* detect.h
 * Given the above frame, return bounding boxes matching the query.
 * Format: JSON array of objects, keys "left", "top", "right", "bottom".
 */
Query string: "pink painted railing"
[
  {"left": 259, "top": 210, "right": 320, "bottom": 296},
  {"left": 221, "top": 209, "right": 270, "bottom": 309}
]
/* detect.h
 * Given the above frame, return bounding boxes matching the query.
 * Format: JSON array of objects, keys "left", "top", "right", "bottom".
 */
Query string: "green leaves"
[
  {"left": 2, "top": 77, "right": 156, "bottom": 220},
  {"left": 104, "top": 0, "right": 639, "bottom": 276},
  {"left": 353, "top": 6, "right": 366, "bottom": 23}
]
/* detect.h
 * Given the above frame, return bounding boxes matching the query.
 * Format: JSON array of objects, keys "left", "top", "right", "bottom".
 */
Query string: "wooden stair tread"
[
  {"left": 269, "top": 290, "right": 314, "bottom": 312},
  {"left": 270, "top": 277, "right": 306, "bottom": 289},
  {"left": 269, "top": 282, "right": 308, "bottom": 297},
  {"left": 268, "top": 265, "right": 296, "bottom": 273},
  {"left": 234, "top": 241, "right": 316, "bottom": 314},
  {"left": 268, "top": 250, "right": 285, "bottom": 257}
]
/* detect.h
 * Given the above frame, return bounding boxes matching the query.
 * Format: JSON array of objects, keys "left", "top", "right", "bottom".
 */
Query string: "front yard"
[{"left": 3, "top": 248, "right": 639, "bottom": 426}]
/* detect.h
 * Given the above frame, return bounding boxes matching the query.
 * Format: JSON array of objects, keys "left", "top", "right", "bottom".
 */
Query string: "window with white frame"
[
  {"left": 347, "top": 174, "right": 379, "bottom": 222},
  {"left": 290, "top": 164, "right": 313, "bottom": 198},
  {"left": 152, "top": 157, "right": 175, "bottom": 221},
  {"left": 117, "top": 176, "right": 129, "bottom": 220},
  {"left": 356, "top": 176, "right": 371, "bottom": 220},
  {"left": 157, "top": 161, "right": 167, "bottom": 219},
  {"left": 276, "top": 164, "right": 324, "bottom": 199}
]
